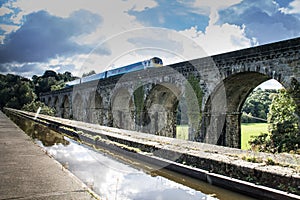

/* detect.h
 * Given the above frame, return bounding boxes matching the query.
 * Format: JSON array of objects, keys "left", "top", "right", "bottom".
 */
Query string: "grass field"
[
  {"left": 241, "top": 123, "right": 268, "bottom": 150},
  {"left": 176, "top": 123, "right": 269, "bottom": 150},
  {"left": 176, "top": 125, "right": 189, "bottom": 140}
]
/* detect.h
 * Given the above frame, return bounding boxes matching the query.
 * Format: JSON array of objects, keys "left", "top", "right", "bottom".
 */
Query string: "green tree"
[
  {"left": 22, "top": 101, "right": 55, "bottom": 116},
  {"left": 33, "top": 71, "right": 78, "bottom": 96},
  {"left": 242, "top": 88, "right": 277, "bottom": 123},
  {"left": 249, "top": 89, "right": 300, "bottom": 153},
  {"left": 267, "top": 89, "right": 300, "bottom": 153},
  {"left": 82, "top": 70, "right": 96, "bottom": 77},
  {"left": 0, "top": 74, "right": 36, "bottom": 109}
]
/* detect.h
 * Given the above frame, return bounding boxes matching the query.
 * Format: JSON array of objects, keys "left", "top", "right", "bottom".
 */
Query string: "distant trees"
[
  {"left": 249, "top": 89, "right": 300, "bottom": 153},
  {"left": 32, "top": 70, "right": 78, "bottom": 96},
  {"left": 241, "top": 88, "right": 278, "bottom": 123},
  {"left": 0, "top": 74, "right": 36, "bottom": 109},
  {"left": 0, "top": 70, "right": 77, "bottom": 112},
  {"left": 82, "top": 70, "right": 96, "bottom": 77}
]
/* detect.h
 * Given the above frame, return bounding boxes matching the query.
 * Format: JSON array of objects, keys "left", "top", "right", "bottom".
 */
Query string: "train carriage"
[{"left": 65, "top": 57, "right": 163, "bottom": 87}]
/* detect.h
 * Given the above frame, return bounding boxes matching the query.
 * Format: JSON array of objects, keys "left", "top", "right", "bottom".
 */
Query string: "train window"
[{"left": 153, "top": 57, "right": 162, "bottom": 64}]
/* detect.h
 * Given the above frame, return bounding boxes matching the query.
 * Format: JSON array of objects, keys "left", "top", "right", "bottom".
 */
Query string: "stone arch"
[
  {"left": 200, "top": 70, "right": 299, "bottom": 148},
  {"left": 72, "top": 93, "right": 83, "bottom": 121},
  {"left": 47, "top": 96, "right": 52, "bottom": 106},
  {"left": 86, "top": 91, "right": 103, "bottom": 124},
  {"left": 111, "top": 88, "right": 134, "bottom": 130},
  {"left": 61, "top": 95, "right": 70, "bottom": 119},
  {"left": 143, "top": 83, "right": 181, "bottom": 137},
  {"left": 203, "top": 71, "right": 278, "bottom": 148}
]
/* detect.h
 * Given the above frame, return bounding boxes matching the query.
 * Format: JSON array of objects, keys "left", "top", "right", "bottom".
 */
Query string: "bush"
[
  {"left": 22, "top": 101, "right": 55, "bottom": 116},
  {"left": 249, "top": 89, "right": 300, "bottom": 154}
]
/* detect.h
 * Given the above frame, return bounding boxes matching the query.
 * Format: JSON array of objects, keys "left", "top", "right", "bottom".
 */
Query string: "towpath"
[{"left": 0, "top": 111, "right": 98, "bottom": 200}]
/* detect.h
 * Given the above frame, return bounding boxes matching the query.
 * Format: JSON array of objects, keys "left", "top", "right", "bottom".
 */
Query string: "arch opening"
[
  {"left": 53, "top": 96, "right": 59, "bottom": 116},
  {"left": 61, "top": 95, "right": 70, "bottom": 119},
  {"left": 241, "top": 79, "right": 300, "bottom": 152},
  {"left": 111, "top": 88, "right": 134, "bottom": 130},
  {"left": 47, "top": 97, "right": 52, "bottom": 106},
  {"left": 143, "top": 84, "right": 180, "bottom": 138},
  {"left": 86, "top": 91, "right": 103, "bottom": 124},
  {"left": 203, "top": 72, "right": 271, "bottom": 148}
]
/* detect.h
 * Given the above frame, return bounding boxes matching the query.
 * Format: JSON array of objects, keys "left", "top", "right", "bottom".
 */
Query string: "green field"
[
  {"left": 241, "top": 123, "right": 268, "bottom": 150},
  {"left": 176, "top": 125, "right": 189, "bottom": 140},
  {"left": 176, "top": 123, "right": 269, "bottom": 150}
]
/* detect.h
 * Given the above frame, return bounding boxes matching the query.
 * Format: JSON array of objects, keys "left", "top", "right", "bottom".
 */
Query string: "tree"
[
  {"left": 249, "top": 89, "right": 300, "bottom": 153},
  {"left": 267, "top": 89, "right": 300, "bottom": 153},
  {"left": 241, "top": 88, "right": 277, "bottom": 123},
  {"left": 22, "top": 101, "right": 55, "bottom": 116},
  {"left": 0, "top": 74, "right": 36, "bottom": 109},
  {"left": 82, "top": 70, "right": 96, "bottom": 77},
  {"left": 33, "top": 71, "right": 78, "bottom": 96}
]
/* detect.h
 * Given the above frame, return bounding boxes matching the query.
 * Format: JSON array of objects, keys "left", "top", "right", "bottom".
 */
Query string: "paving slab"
[{"left": 0, "top": 111, "right": 98, "bottom": 200}]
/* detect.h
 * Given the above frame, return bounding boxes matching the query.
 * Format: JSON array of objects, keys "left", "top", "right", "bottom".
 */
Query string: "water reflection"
[
  {"left": 43, "top": 138, "right": 215, "bottom": 200},
  {"left": 7, "top": 113, "right": 69, "bottom": 146},
  {"left": 7, "top": 112, "right": 255, "bottom": 200}
]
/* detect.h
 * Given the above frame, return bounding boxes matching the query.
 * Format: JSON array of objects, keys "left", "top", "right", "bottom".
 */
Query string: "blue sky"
[{"left": 0, "top": 0, "right": 299, "bottom": 86}]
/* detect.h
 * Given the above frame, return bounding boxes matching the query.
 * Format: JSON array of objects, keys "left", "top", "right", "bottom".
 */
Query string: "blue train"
[{"left": 66, "top": 57, "right": 163, "bottom": 87}]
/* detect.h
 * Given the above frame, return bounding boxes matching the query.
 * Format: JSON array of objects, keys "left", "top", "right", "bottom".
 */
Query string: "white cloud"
[
  {"left": 129, "top": 0, "right": 158, "bottom": 12},
  {"left": 177, "top": 0, "right": 255, "bottom": 57},
  {"left": 180, "top": 23, "right": 255, "bottom": 56},
  {"left": 279, "top": 0, "right": 300, "bottom": 14},
  {"left": 0, "top": 23, "right": 19, "bottom": 43},
  {"left": 192, "top": 0, "right": 242, "bottom": 25},
  {"left": 0, "top": 24, "right": 19, "bottom": 33},
  {"left": 257, "top": 79, "right": 283, "bottom": 90},
  {"left": 10, "top": 0, "right": 158, "bottom": 38},
  {"left": 0, "top": 6, "right": 13, "bottom": 16}
]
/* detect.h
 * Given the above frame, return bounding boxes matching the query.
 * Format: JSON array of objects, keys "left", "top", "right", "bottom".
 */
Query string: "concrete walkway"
[{"left": 0, "top": 111, "right": 98, "bottom": 200}]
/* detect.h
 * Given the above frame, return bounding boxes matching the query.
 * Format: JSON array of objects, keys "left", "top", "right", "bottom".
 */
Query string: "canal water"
[{"left": 7, "top": 113, "right": 255, "bottom": 200}]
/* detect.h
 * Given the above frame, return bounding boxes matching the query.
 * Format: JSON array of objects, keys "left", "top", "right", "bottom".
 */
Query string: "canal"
[{"left": 7, "top": 112, "right": 256, "bottom": 200}]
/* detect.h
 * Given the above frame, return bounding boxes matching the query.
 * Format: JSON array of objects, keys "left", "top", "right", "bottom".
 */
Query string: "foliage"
[
  {"left": 0, "top": 74, "right": 36, "bottom": 109},
  {"left": 267, "top": 89, "right": 299, "bottom": 153},
  {"left": 0, "top": 70, "right": 76, "bottom": 112},
  {"left": 185, "top": 75, "right": 203, "bottom": 127},
  {"left": 82, "top": 70, "right": 96, "bottom": 77},
  {"left": 241, "top": 88, "right": 277, "bottom": 123},
  {"left": 51, "top": 80, "right": 66, "bottom": 91},
  {"left": 22, "top": 100, "right": 55, "bottom": 116},
  {"left": 133, "top": 86, "right": 145, "bottom": 123},
  {"left": 33, "top": 70, "right": 78, "bottom": 96},
  {"left": 249, "top": 89, "right": 300, "bottom": 153}
]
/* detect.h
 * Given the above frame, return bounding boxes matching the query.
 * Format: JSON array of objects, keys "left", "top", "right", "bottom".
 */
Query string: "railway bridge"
[{"left": 40, "top": 37, "right": 300, "bottom": 148}]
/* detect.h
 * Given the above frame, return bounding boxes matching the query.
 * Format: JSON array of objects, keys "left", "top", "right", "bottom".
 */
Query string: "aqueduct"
[{"left": 40, "top": 37, "right": 300, "bottom": 148}]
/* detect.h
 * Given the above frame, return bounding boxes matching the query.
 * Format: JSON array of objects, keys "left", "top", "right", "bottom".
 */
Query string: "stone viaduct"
[{"left": 40, "top": 37, "right": 300, "bottom": 148}]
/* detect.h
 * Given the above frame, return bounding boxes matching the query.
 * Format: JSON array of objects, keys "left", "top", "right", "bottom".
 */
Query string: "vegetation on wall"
[
  {"left": 185, "top": 75, "right": 203, "bottom": 131},
  {"left": 133, "top": 86, "right": 145, "bottom": 124}
]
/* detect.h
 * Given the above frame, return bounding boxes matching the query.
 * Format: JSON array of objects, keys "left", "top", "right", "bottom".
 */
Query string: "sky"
[{"left": 0, "top": 0, "right": 299, "bottom": 89}]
